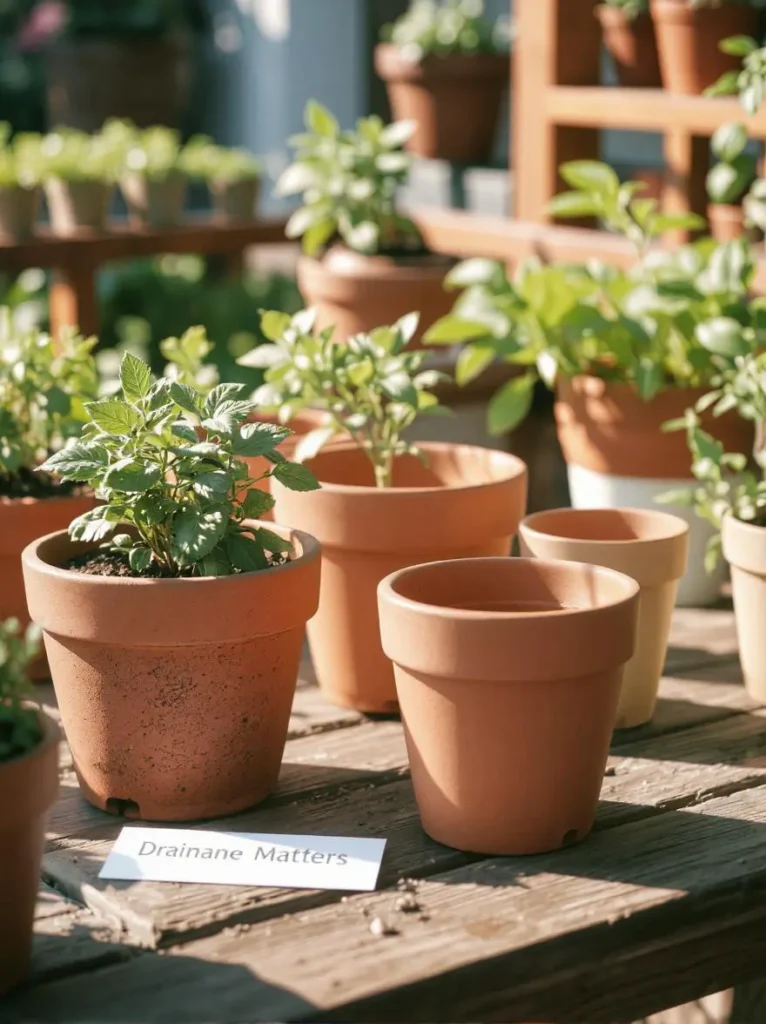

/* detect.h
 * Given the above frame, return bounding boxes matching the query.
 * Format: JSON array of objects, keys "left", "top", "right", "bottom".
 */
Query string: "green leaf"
[
  {"left": 635, "top": 360, "right": 664, "bottom": 401},
  {"left": 379, "top": 120, "right": 416, "bottom": 148},
  {"left": 170, "top": 420, "right": 198, "bottom": 443},
  {"left": 294, "top": 426, "right": 336, "bottom": 462},
  {"left": 272, "top": 461, "right": 321, "bottom": 492},
  {"left": 381, "top": 372, "right": 417, "bottom": 406},
  {"left": 302, "top": 217, "right": 336, "bottom": 255},
  {"left": 205, "top": 384, "right": 247, "bottom": 417},
  {"left": 343, "top": 221, "right": 379, "bottom": 254},
  {"left": 169, "top": 381, "right": 201, "bottom": 415},
  {"left": 424, "top": 317, "right": 490, "bottom": 345},
  {"left": 711, "top": 121, "right": 748, "bottom": 163},
  {"left": 655, "top": 487, "right": 695, "bottom": 507},
  {"left": 40, "top": 441, "right": 108, "bottom": 479},
  {"left": 45, "top": 386, "right": 70, "bottom": 415},
  {"left": 445, "top": 258, "right": 504, "bottom": 290},
  {"left": 104, "top": 461, "right": 162, "bottom": 493},
  {"left": 68, "top": 507, "right": 116, "bottom": 543},
  {"left": 696, "top": 317, "right": 750, "bottom": 357},
  {"left": 237, "top": 344, "right": 284, "bottom": 369},
  {"left": 705, "top": 533, "right": 723, "bottom": 574},
  {"left": 546, "top": 191, "right": 600, "bottom": 219},
  {"left": 233, "top": 421, "right": 290, "bottom": 457},
  {"left": 226, "top": 533, "right": 268, "bottom": 573},
  {"left": 171, "top": 507, "right": 227, "bottom": 566},
  {"left": 86, "top": 398, "right": 141, "bottom": 435},
  {"left": 200, "top": 546, "right": 234, "bottom": 577},
  {"left": 559, "top": 160, "right": 620, "bottom": 195},
  {"left": 128, "top": 547, "right": 152, "bottom": 574},
  {"left": 260, "top": 311, "right": 291, "bottom": 342},
  {"left": 487, "top": 373, "right": 535, "bottom": 435},
  {"left": 256, "top": 527, "right": 293, "bottom": 555},
  {"left": 719, "top": 35, "right": 757, "bottom": 57},
  {"left": 193, "top": 471, "right": 232, "bottom": 500},
  {"left": 242, "top": 488, "right": 276, "bottom": 519},
  {"left": 395, "top": 312, "right": 420, "bottom": 345},
  {"left": 120, "top": 352, "right": 152, "bottom": 401},
  {"left": 305, "top": 99, "right": 339, "bottom": 137},
  {"left": 456, "top": 344, "right": 495, "bottom": 386},
  {"left": 705, "top": 70, "right": 740, "bottom": 98}
]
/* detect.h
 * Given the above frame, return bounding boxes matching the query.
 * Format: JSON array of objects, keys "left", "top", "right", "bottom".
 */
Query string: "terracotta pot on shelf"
[
  {"left": 722, "top": 515, "right": 766, "bottom": 703},
  {"left": 22, "top": 523, "right": 320, "bottom": 821},
  {"left": 0, "top": 186, "right": 39, "bottom": 241},
  {"left": 596, "top": 6, "right": 662, "bottom": 89},
  {"left": 44, "top": 178, "right": 112, "bottom": 235},
  {"left": 650, "top": 0, "right": 758, "bottom": 95},
  {"left": 520, "top": 507, "right": 689, "bottom": 729},
  {"left": 378, "top": 556, "right": 639, "bottom": 855},
  {"left": 707, "top": 202, "right": 751, "bottom": 242},
  {"left": 273, "top": 442, "right": 527, "bottom": 714},
  {"left": 120, "top": 173, "right": 187, "bottom": 228},
  {"left": 297, "top": 246, "right": 454, "bottom": 347},
  {"left": 0, "top": 710, "right": 59, "bottom": 996},
  {"left": 211, "top": 178, "right": 260, "bottom": 222},
  {"left": 374, "top": 44, "right": 508, "bottom": 164},
  {"left": 554, "top": 375, "right": 751, "bottom": 607}
]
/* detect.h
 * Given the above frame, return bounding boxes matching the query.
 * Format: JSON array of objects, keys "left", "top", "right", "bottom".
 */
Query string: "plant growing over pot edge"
[
  {"left": 110, "top": 122, "right": 189, "bottom": 227},
  {"left": 39, "top": 127, "right": 122, "bottom": 233},
  {"left": 0, "top": 122, "right": 42, "bottom": 241},
  {"left": 707, "top": 33, "right": 766, "bottom": 112},
  {"left": 381, "top": 0, "right": 511, "bottom": 58}
]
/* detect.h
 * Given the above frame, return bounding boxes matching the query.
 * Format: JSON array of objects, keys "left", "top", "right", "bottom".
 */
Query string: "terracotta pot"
[
  {"left": 1, "top": 494, "right": 96, "bottom": 679},
  {"left": 273, "top": 442, "right": 527, "bottom": 713},
  {"left": 520, "top": 507, "right": 689, "bottom": 728},
  {"left": 378, "top": 557, "right": 639, "bottom": 854},
  {"left": 120, "top": 173, "right": 187, "bottom": 228},
  {"left": 708, "top": 202, "right": 752, "bottom": 242},
  {"left": 44, "top": 178, "right": 112, "bottom": 235},
  {"left": 596, "top": 6, "right": 662, "bottom": 89},
  {"left": 650, "top": 0, "right": 758, "bottom": 95},
  {"left": 374, "top": 44, "right": 508, "bottom": 163},
  {"left": 211, "top": 178, "right": 259, "bottom": 221},
  {"left": 22, "top": 523, "right": 321, "bottom": 821},
  {"left": 0, "top": 710, "right": 59, "bottom": 996},
  {"left": 0, "top": 186, "right": 39, "bottom": 241},
  {"left": 722, "top": 515, "right": 766, "bottom": 702},
  {"left": 297, "top": 246, "right": 454, "bottom": 347}
]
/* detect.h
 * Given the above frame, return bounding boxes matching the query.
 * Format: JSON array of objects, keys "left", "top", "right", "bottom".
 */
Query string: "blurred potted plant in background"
[
  {"left": 375, "top": 0, "right": 511, "bottom": 163},
  {"left": 38, "top": 127, "right": 122, "bottom": 233},
  {"left": 0, "top": 123, "right": 43, "bottom": 241},
  {"left": 596, "top": 0, "right": 662, "bottom": 89},
  {"left": 181, "top": 135, "right": 262, "bottom": 222},
  {"left": 104, "top": 121, "right": 188, "bottom": 228},
  {"left": 706, "top": 121, "right": 758, "bottom": 241}
]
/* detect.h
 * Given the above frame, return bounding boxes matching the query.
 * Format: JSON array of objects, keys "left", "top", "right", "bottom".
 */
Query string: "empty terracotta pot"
[
  {"left": 273, "top": 442, "right": 527, "bottom": 713},
  {"left": 44, "top": 178, "right": 112, "bottom": 235},
  {"left": 378, "top": 557, "right": 639, "bottom": 854},
  {"left": 520, "top": 507, "right": 689, "bottom": 728},
  {"left": 0, "top": 186, "right": 39, "bottom": 241},
  {"left": 374, "top": 44, "right": 508, "bottom": 163},
  {"left": 596, "top": 6, "right": 662, "bottom": 89},
  {"left": 120, "top": 173, "right": 187, "bottom": 228},
  {"left": 297, "top": 246, "right": 454, "bottom": 347},
  {"left": 0, "top": 710, "right": 59, "bottom": 995},
  {"left": 722, "top": 515, "right": 766, "bottom": 703},
  {"left": 211, "top": 178, "right": 259, "bottom": 221},
  {"left": 650, "top": 0, "right": 758, "bottom": 95},
  {"left": 22, "top": 523, "right": 321, "bottom": 821}
]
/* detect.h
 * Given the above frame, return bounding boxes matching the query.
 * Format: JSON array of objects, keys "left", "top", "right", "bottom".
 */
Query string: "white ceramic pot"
[{"left": 567, "top": 463, "right": 726, "bottom": 608}]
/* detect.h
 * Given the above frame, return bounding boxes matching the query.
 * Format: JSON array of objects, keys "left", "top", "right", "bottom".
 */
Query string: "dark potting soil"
[
  {"left": 65, "top": 549, "right": 289, "bottom": 579},
  {"left": 1, "top": 467, "right": 87, "bottom": 500}
]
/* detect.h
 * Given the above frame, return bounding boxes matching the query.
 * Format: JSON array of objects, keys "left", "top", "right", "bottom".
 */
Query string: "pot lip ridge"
[
  {"left": 1, "top": 490, "right": 93, "bottom": 510},
  {"left": 520, "top": 506, "right": 690, "bottom": 547}
]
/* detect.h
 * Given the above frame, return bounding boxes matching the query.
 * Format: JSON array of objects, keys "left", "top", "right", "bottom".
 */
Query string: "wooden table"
[{"left": 5, "top": 605, "right": 766, "bottom": 1023}]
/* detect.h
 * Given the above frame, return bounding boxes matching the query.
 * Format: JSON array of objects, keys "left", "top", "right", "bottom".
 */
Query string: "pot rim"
[
  {"left": 520, "top": 506, "right": 689, "bottom": 547},
  {"left": 0, "top": 705, "right": 60, "bottom": 774},
  {"left": 298, "top": 249, "right": 453, "bottom": 280},
  {"left": 1, "top": 491, "right": 92, "bottom": 510}
]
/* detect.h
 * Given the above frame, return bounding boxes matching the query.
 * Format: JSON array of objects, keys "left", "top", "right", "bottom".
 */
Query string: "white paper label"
[{"left": 98, "top": 826, "right": 386, "bottom": 891}]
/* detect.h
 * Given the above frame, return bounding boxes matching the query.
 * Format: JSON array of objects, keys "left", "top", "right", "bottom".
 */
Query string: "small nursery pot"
[
  {"left": 121, "top": 173, "right": 187, "bottom": 228},
  {"left": 44, "top": 177, "right": 112, "bottom": 234},
  {"left": 297, "top": 246, "right": 454, "bottom": 347},
  {"left": 0, "top": 710, "right": 60, "bottom": 995},
  {"left": 0, "top": 186, "right": 39, "bottom": 241},
  {"left": 374, "top": 44, "right": 508, "bottom": 163},
  {"left": 596, "top": 6, "right": 662, "bottom": 89},
  {"left": 378, "top": 557, "right": 639, "bottom": 855},
  {"left": 211, "top": 178, "right": 259, "bottom": 221},
  {"left": 722, "top": 515, "right": 766, "bottom": 703},
  {"left": 273, "top": 442, "right": 527, "bottom": 713},
  {"left": 22, "top": 524, "right": 321, "bottom": 821},
  {"left": 520, "top": 507, "right": 689, "bottom": 729},
  {"left": 650, "top": 0, "right": 758, "bottom": 95}
]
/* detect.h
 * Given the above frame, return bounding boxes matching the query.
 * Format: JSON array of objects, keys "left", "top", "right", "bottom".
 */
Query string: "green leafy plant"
[
  {"left": 238, "top": 308, "right": 448, "bottom": 488},
  {"left": 598, "top": 0, "right": 648, "bottom": 17},
  {"left": 0, "top": 309, "right": 98, "bottom": 488},
  {"left": 123, "top": 125, "right": 184, "bottom": 181},
  {"left": 39, "top": 128, "right": 123, "bottom": 183},
  {"left": 0, "top": 617, "right": 42, "bottom": 763},
  {"left": 40, "top": 353, "right": 320, "bottom": 577},
  {"left": 706, "top": 122, "right": 757, "bottom": 205},
  {"left": 381, "top": 0, "right": 511, "bottom": 59},
  {"left": 0, "top": 122, "right": 42, "bottom": 189},
  {"left": 180, "top": 136, "right": 261, "bottom": 183},
  {"left": 275, "top": 100, "right": 420, "bottom": 256},
  {"left": 707, "top": 33, "right": 766, "bottom": 113},
  {"left": 160, "top": 325, "right": 220, "bottom": 393}
]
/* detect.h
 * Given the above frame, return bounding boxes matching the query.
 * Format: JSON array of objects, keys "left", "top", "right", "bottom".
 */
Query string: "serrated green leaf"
[
  {"left": 193, "top": 470, "right": 232, "bottom": 500},
  {"left": 226, "top": 532, "right": 268, "bottom": 573},
  {"left": 242, "top": 488, "right": 276, "bottom": 519},
  {"left": 260, "top": 311, "right": 291, "bottom": 343},
  {"left": 171, "top": 507, "right": 227, "bottom": 565},
  {"left": 200, "top": 547, "right": 233, "bottom": 577},
  {"left": 272, "top": 461, "right": 321, "bottom": 492},
  {"left": 104, "top": 461, "right": 162, "bottom": 493},
  {"left": 120, "top": 352, "right": 152, "bottom": 401},
  {"left": 233, "top": 421, "right": 290, "bottom": 457},
  {"left": 86, "top": 398, "right": 141, "bottom": 435},
  {"left": 256, "top": 527, "right": 293, "bottom": 555},
  {"left": 69, "top": 507, "right": 116, "bottom": 543},
  {"left": 169, "top": 381, "right": 201, "bottom": 414},
  {"left": 128, "top": 547, "right": 152, "bottom": 574},
  {"left": 39, "top": 441, "right": 108, "bottom": 479}
]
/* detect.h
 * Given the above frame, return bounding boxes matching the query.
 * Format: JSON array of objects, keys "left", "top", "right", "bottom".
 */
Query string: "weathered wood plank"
[{"left": 664, "top": 606, "right": 738, "bottom": 673}]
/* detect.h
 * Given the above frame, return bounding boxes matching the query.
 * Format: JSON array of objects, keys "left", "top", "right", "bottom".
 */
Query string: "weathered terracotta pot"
[
  {"left": 378, "top": 557, "right": 639, "bottom": 854},
  {"left": 44, "top": 178, "right": 112, "bottom": 235},
  {"left": 1, "top": 494, "right": 96, "bottom": 679},
  {"left": 650, "top": 0, "right": 758, "bottom": 95},
  {"left": 520, "top": 507, "right": 689, "bottom": 729},
  {"left": 374, "top": 44, "right": 508, "bottom": 163},
  {"left": 708, "top": 202, "right": 750, "bottom": 242},
  {"left": 0, "top": 710, "right": 59, "bottom": 996},
  {"left": 120, "top": 173, "right": 187, "bottom": 228},
  {"left": 211, "top": 178, "right": 259, "bottom": 221},
  {"left": 596, "top": 6, "right": 662, "bottom": 89},
  {"left": 22, "top": 524, "right": 321, "bottom": 821},
  {"left": 0, "top": 186, "right": 39, "bottom": 241},
  {"left": 273, "top": 442, "right": 527, "bottom": 713},
  {"left": 297, "top": 246, "right": 454, "bottom": 347},
  {"left": 722, "top": 515, "right": 766, "bottom": 703}
]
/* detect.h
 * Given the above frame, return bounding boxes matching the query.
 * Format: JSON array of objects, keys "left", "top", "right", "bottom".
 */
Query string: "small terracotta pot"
[
  {"left": 378, "top": 557, "right": 639, "bottom": 854},
  {"left": 1, "top": 494, "right": 96, "bottom": 679},
  {"left": 708, "top": 202, "right": 751, "bottom": 242},
  {"left": 22, "top": 523, "right": 321, "bottom": 821},
  {"left": 722, "top": 515, "right": 766, "bottom": 703},
  {"left": 273, "top": 442, "right": 527, "bottom": 713},
  {"left": 0, "top": 710, "right": 59, "bottom": 996},
  {"left": 44, "top": 178, "right": 112, "bottom": 235},
  {"left": 650, "top": 0, "right": 758, "bottom": 95},
  {"left": 211, "top": 178, "right": 259, "bottom": 221},
  {"left": 596, "top": 6, "right": 662, "bottom": 89},
  {"left": 120, "top": 173, "right": 187, "bottom": 228},
  {"left": 520, "top": 507, "right": 689, "bottom": 728},
  {"left": 297, "top": 246, "right": 454, "bottom": 347},
  {"left": 0, "top": 186, "right": 39, "bottom": 241},
  {"left": 374, "top": 44, "right": 508, "bottom": 163}
]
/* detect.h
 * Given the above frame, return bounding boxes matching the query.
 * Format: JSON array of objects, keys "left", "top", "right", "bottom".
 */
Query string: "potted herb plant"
[
  {"left": 40, "top": 128, "right": 121, "bottom": 234},
  {"left": 22, "top": 352, "right": 321, "bottom": 821},
  {"left": 0, "top": 123, "right": 41, "bottom": 241},
  {"left": 426, "top": 159, "right": 752, "bottom": 606},
  {"left": 181, "top": 136, "right": 262, "bottom": 222},
  {"left": 706, "top": 121, "right": 758, "bottom": 240},
  {"left": 650, "top": 0, "right": 759, "bottom": 95},
  {"left": 596, "top": 0, "right": 662, "bottom": 89},
  {"left": 275, "top": 100, "right": 454, "bottom": 346},
  {"left": 114, "top": 123, "right": 189, "bottom": 228},
  {"left": 0, "top": 618, "right": 59, "bottom": 995},
  {"left": 374, "top": 0, "right": 511, "bottom": 164},
  {"left": 707, "top": 32, "right": 766, "bottom": 111},
  {"left": 243, "top": 307, "right": 527, "bottom": 713},
  {"left": 0, "top": 311, "right": 98, "bottom": 674}
]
